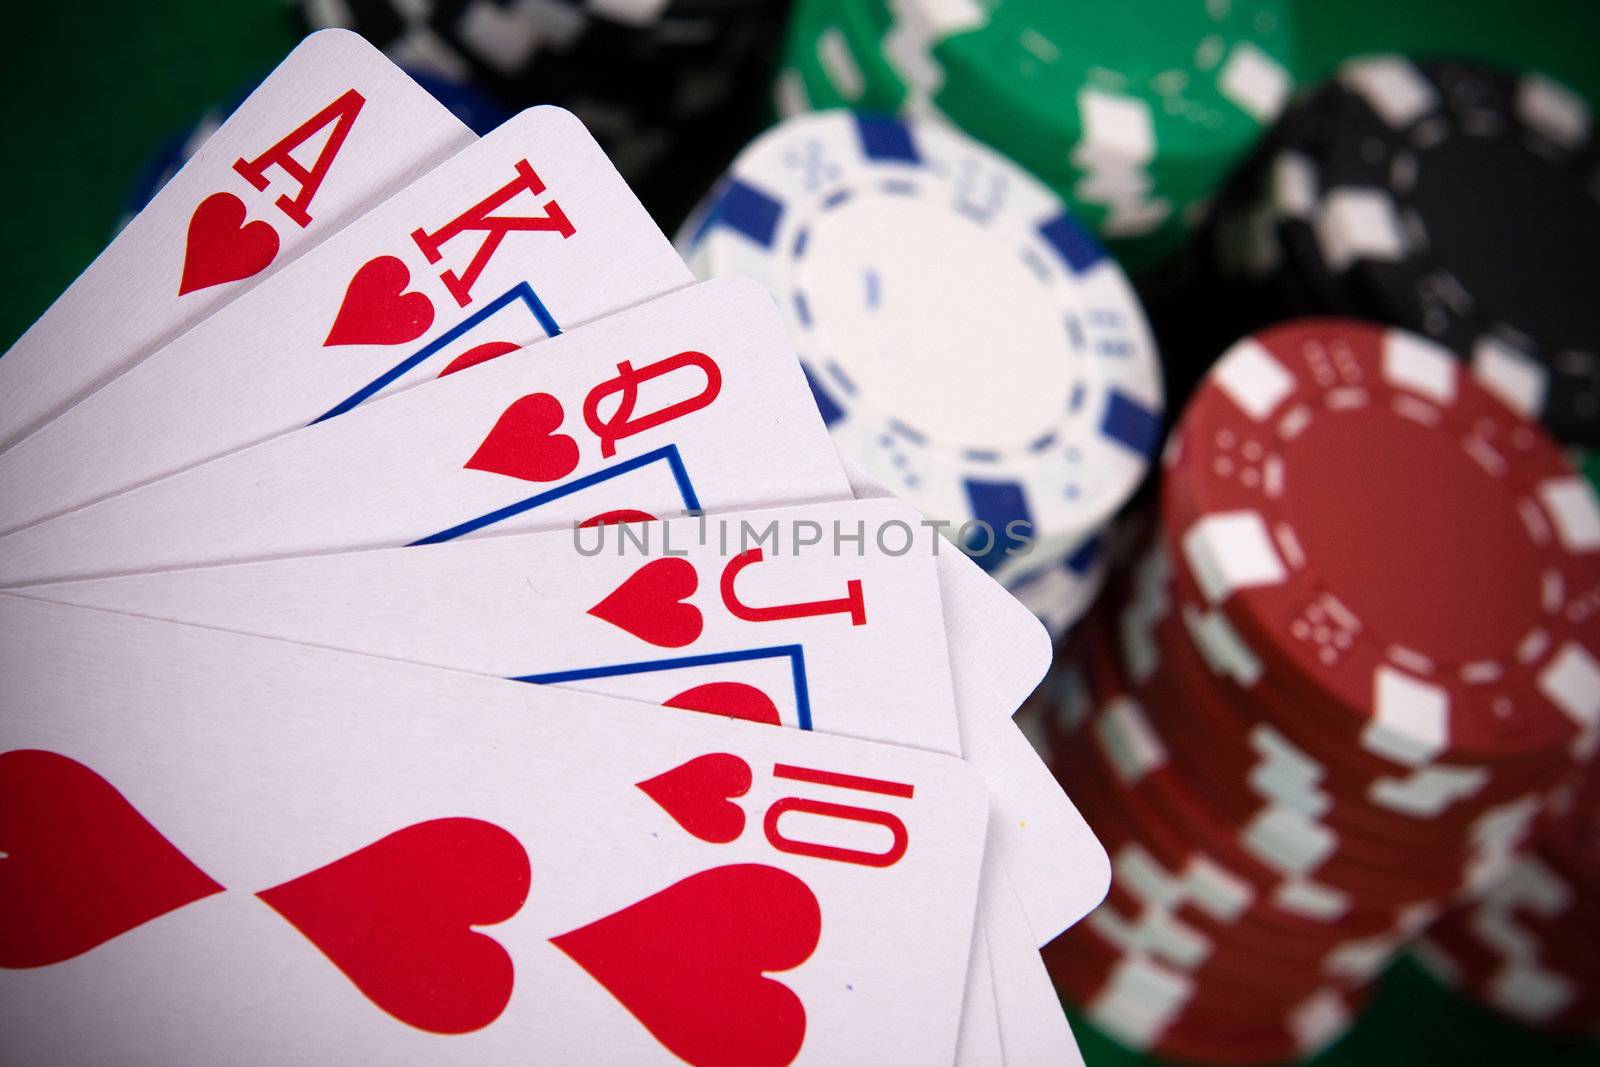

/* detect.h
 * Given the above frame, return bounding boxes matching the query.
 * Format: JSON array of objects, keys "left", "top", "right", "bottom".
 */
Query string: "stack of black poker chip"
[
  {"left": 1160, "top": 55, "right": 1600, "bottom": 444},
  {"left": 304, "top": 0, "right": 789, "bottom": 226}
]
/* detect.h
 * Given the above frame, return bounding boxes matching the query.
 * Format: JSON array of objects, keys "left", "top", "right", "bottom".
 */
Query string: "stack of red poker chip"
[
  {"left": 1414, "top": 761, "right": 1600, "bottom": 1037},
  {"left": 1022, "top": 318, "right": 1600, "bottom": 1063}
]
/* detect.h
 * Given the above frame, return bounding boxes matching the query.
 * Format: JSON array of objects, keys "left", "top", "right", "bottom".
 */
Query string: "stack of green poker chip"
[
  {"left": 775, "top": 0, "right": 902, "bottom": 114},
  {"left": 774, "top": 0, "right": 1299, "bottom": 273}
]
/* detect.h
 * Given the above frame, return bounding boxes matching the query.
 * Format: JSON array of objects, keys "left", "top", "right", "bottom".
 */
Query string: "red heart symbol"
[
  {"left": 665, "top": 683, "right": 783, "bottom": 727},
  {"left": 636, "top": 753, "right": 752, "bottom": 844},
  {"left": 0, "top": 749, "right": 224, "bottom": 968},
  {"left": 178, "top": 191, "right": 280, "bottom": 296},
  {"left": 588, "top": 558, "right": 704, "bottom": 647},
  {"left": 256, "top": 817, "right": 529, "bottom": 1035},
  {"left": 551, "top": 864, "right": 820, "bottom": 1067},
  {"left": 323, "top": 255, "right": 435, "bottom": 347},
  {"left": 580, "top": 509, "right": 658, "bottom": 528},
  {"left": 439, "top": 340, "right": 521, "bottom": 378},
  {"left": 464, "top": 393, "right": 581, "bottom": 482}
]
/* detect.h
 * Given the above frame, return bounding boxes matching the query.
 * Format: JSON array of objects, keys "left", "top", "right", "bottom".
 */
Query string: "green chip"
[
  {"left": 776, "top": 0, "right": 908, "bottom": 115},
  {"left": 777, "top": 0, "right": 1300, "bottom": 272}
]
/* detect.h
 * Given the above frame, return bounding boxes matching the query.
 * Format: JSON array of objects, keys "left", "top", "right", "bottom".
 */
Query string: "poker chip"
[
  {"left": 1414, "top": 763, "right": 1600, "bottom": 1037},
  {"left": 1066, "top": 606, "right": 1485, "bottom": 932},
  {"left": 1166, "top": 319, "right": 1600, "bottom": 767},
  {"left": 119, "top": 67, "right": 508, "bottom": 226},
  {"left": 1118, "top": 644, "right": 1527, "bottom": 913},
  {"left": 1042, "top": 906, "right": 1364, "bottom": 1067},
  {"left": 1130, "top": 601, "right": 1552, "bottom": 858},
  {"left": 306, "top": 0, "right": 773, "bottom": 102},
  {"left": 1146, "top": 525, "right": 1573, "bottom": 817},
  {"left": 1205, "top": 56, "right": 1600, "bottom": 444},
  {"left": 992, "top": 532, "right": 1107, "bottom": 644},
  {"left": 775, "top": 0, "right": 1299, "bottom": 271},
  {"left": 678, "top": 110, "right": 1164, "bottom": 581},
  {"left": 1031, "top": 666, "right": 1375, "bottom": 1063},
  {"left": 1021, "top": 317, "right": 1600, "bottom": 1063},
  {"left": 405, "top": 67, "right": 515, "bottom": 134},
  {"left": 303, "top": 0, "right": 787, "bottom": 223}
]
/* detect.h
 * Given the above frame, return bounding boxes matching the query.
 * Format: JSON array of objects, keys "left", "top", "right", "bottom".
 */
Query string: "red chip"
[{"left": 1164, "top": 319, "right": 1600, "bottom": 765}]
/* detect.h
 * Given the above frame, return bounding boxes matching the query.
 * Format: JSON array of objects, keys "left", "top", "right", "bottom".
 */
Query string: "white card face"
[
  {"left": 0, "top": 279, "right": 847, "bottom": 585},
  {"left": 986, "top": 869, "right": 1087, "bottom": 1067},
  {"left": 977, "top": 694, "right": 1110, "bottom": 946},
  {"left": 11, "top": 496, "right": 1059, "bottom": 1056},
  {"left": 960, "top": 923, "right": 1006, "bottom": 1064},
  {"left": 0, "top": 31, "right": 473, "bottom": 453},
  {"left": 0, "top": 327, "right": 1101, "bottom": 948},
  {"left": 0, "top": 596, "right": 986, "bottom": 1065},
  {"left": 836, "top": 448, "right": 1110, "bottom": 944},
  {"left": 13, "top": 496, "right": 1015, "bottom": 1054},
  {"left": 0, "top": 103, "right": 691, "bottom": 535},
  {"left": 20, "top": 500, "right": 960, "bottom": 754}
]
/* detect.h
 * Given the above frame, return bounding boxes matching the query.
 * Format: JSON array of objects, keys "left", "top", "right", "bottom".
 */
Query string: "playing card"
[
  {"left": 986, "top": 868, "right": 1088, "bottom": 1067},
  {"left": 0, "top": 279, "right": 843, "bottom": 584},
  {"left": 8, "top": 499, "right": 1054, "bottom": 1057},
  {"left": 960, "top": 922, "right": 1007, "bottom": 1064},
  {"left": 0, "top": 103, "right": 690, "bottom": 536},
  {"left": 0, "top": 30, "right": 472, "bottom": 453},
  {"left": 6, "top": 498, "right": 1018, "bottom": 1058},
  {"left": 0, "top": 273, "right": 1104, "bottom": 945},
  {"left": 8, "top": 444, "right": 1109, "bottom": 947},
  {"left": 836, "top": 449, "right": 1112, "bottom": 944},
  {"left": 16, "top": 499, "right": 960, "bottom": 754},
  {"left": 0, "top": 595, "right": 987, "bottom": 1064}
]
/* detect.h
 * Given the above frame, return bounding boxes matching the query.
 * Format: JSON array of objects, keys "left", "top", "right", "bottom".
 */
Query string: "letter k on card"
[{"left": 323, "top": 158, "right": 574, "bottom": 349}]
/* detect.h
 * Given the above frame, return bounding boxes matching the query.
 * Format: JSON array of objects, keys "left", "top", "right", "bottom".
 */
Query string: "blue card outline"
[
  {"left": 408, "top": 443, "right": 700, "bottom": 545},
  {"left": 513, "top": 644, "right": 813, "bottom": 730},
  {"left": 313, "top": 281, "right": 560, "bottom": 424}
]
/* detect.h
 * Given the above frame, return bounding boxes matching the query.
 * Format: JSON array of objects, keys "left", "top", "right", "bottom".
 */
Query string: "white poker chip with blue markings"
[
  {"left": 993, "top": 529, "right": 1109, "bottom": 644},
  {"left": 679, "top": 110, "right": 1164, "bottom": 569}
]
